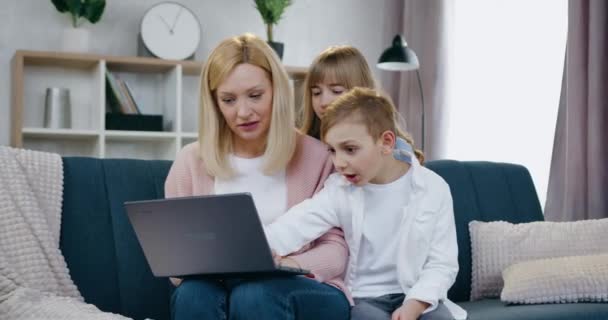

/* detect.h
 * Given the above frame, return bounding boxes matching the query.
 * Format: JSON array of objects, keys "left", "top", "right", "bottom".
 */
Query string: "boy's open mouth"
[{"left": 344, "top": 173, "right": 359, "bottom": 183}]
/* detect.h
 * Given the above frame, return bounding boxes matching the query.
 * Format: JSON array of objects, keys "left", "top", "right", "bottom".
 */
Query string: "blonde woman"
[{"left": 165, "top": 34, "right": 350, "bottom": 320}]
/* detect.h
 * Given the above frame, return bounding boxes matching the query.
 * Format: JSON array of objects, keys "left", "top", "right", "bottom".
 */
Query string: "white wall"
[{"left": 0, "top": 0, "right": 401, "bottom": 146}]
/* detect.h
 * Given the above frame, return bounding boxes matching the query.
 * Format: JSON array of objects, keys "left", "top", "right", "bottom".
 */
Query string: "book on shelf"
[
  {"left": 105, "top": 70, "right": 141, "bottom": 115},
  {"left": 122, "top": 80, "right": 142, "bottom": 114},
  {"left": 105, "top": 70, "right": 125, "bottom": 114},
  {"left": 116, "top": 79, "right": 137, "bottom": 114}
]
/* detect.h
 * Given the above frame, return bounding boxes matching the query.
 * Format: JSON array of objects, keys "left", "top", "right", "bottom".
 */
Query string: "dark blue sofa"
[{"left": 59, "top": 158, "right": 608, "bottom": 320}]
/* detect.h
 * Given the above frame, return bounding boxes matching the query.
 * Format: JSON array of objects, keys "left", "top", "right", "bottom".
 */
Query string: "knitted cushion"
[
  {"left": 501, "top": 253, "right": 608, "bottom": 304},
  {"left": 469, "top": 218, "right": 608, "bottom": 300}
]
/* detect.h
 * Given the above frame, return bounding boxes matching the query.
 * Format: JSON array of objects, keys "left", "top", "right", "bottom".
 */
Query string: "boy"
[{"left": 265, "top": 87, "right": 467, "bottom": 320}]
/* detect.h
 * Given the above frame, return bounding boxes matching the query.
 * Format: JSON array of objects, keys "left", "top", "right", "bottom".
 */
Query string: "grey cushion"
[
  {"left": 468, "top": 219, "right": 608, "bottom": 300},
  {"left": 501, "top": 254, "right": 608, "bottom": 304}
]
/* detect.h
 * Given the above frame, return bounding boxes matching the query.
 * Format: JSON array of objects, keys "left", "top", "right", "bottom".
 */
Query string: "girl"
[
  {"left": 300, "top": 45, "right": 375, "bottom": 139},
  {"left": 165, "top": 33, "right": 350, "bottom": 320},
  {"left": 299, "top": 45, "right": 424, "bottom": 164},
  {"left": 266, "top": 87, "right": 467, "bottom": 320}
]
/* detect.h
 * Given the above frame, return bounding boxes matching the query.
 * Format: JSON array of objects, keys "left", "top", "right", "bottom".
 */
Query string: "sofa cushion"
[
  {"left": 425, "top": 160, "right": 544, "bottom": 302},
  {"left": 469, "top": 219, "right": 608, "bottom": 300},
  {"left": 60, "top": 158, "right": 172, "bottom": 320},
  {"left": 501, "top": 253, "right": 608, "bottom": 304},
  {"left": 460, "top": 299, "right": 608, "bottom": 320}
]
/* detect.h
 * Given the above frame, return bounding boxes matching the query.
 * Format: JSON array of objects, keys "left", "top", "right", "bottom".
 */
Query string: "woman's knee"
[
  {"left": 229, "top": 280, "right": 283, "bottom": 315},
  {"left": 229, "top": 278, "right": 350, "bottom": 320},
  {"left": 171, "top": 279, "right": 226, "bottom": 320}
]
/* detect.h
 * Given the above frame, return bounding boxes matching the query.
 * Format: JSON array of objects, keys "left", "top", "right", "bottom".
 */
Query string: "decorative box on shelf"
[{"left": 105, "top": 113, "right": 164, "bottom": 131}]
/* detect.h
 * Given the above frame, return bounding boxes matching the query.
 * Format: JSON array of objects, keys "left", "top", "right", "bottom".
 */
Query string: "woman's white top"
[{"left": 215, "top": 155, "right": 287, "bottom": 225}]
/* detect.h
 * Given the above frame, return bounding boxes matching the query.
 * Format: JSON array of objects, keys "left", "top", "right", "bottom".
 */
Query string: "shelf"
[
  {"left": 22, "top": 127, "right": 99, "bottom": 140},
  {"left": 105, "top": 130, "right": 177, "bottom": 141},
  {"left": 16, "top": 50, "right": 308, "bottom": 78},
  {"left": 181, "top": 132, "right": 198, "bottom": 139},
  {"left": 104, "top": 138, "right": 177, "bottom": 160},
  {"left": 12, "top": 50, "right": 308, "bottom": 160}
]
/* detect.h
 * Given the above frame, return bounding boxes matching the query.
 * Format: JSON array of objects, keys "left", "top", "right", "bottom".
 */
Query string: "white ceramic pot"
[{"left": 61, "top": 28, "right": 90, "bottom": 53}]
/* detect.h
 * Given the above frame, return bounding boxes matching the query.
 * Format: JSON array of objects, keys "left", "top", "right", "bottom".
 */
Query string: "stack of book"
[
  {"left": 105, "top": 70, "right": 163, "bottom": 131},
  {"left": 105, "top": 70, "right": 141, "bottom": 114}
]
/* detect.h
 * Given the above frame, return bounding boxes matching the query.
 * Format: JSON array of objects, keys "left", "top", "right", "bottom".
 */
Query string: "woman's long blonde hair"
[
  {"left": 320, "top": 87, "right": 425, "bottom": 164},
  {"left": 299, "top": 45, "right": 376, "bottom": 138},
  {"left": 199, "top": 33, "right": 296, "bottom": 178}
]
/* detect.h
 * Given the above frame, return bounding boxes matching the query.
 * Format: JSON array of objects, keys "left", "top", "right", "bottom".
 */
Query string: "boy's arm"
[
  {"left": 264, "top": 180, "right": 341, "bottom": 256},
  {"left": 404, "top": 183, "right": 459, "bottom": 313},
  {"left": 287, "top": 227, "right": 348, "bottom": 282}
]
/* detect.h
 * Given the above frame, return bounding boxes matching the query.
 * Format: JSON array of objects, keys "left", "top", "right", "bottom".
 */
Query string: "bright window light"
[{"left": 445, "top": 0, "right": 568, "bottom": 209}]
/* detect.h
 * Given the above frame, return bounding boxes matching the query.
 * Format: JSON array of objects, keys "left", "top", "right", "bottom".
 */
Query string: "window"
[{"left": 445, "top": 0, "right": 568, "bottom": 209}]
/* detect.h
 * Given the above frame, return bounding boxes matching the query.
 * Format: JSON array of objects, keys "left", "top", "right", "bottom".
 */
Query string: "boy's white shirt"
[{"left": 264, "top": 156, "right": 468, "bottom": 320}]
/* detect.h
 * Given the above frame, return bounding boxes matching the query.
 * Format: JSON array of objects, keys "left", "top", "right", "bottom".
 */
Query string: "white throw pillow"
[
  {"left": 468, "top": 218, "right": 608, "bottom": 300},
  {"left": 501, "top": 253, "right": 608, "bottom": 304}
]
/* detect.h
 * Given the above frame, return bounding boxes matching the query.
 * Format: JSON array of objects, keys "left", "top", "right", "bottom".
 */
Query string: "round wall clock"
[{"left": 140, "top": 2, "right": 201, "bottom": 60}]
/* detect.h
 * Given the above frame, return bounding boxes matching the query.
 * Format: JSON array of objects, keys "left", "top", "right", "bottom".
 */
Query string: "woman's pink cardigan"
[{"left": 164, "top": 133, "right": 352, "bottom": 302}]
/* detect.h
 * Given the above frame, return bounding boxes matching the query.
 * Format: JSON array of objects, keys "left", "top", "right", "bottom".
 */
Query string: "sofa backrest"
[
  {"left": 60, "top": 158, "right": 543, "bottom": 319},
  {"left": 425, "top": 160, "right": 544, "bottom": 302},
  {"left": 61, "top": 158, "right": 173, "bottom": 320}
]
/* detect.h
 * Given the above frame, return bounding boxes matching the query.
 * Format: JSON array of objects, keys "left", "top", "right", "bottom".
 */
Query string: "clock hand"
[
  {"left": 170, "top": 7, "right": 184, "bottom": 33},
  {"left": 158, "top": 15, "right": 173, "bottom": 34}
]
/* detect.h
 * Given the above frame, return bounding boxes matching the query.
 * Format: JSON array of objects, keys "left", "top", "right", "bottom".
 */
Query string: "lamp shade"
[{"left": 377, "top": 35, "right": 419, "bottom": 71}]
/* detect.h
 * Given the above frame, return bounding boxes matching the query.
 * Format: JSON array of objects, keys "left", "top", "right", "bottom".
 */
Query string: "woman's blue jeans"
[{"left": 171, "top": 276, "right": 350, "bottom": 320}]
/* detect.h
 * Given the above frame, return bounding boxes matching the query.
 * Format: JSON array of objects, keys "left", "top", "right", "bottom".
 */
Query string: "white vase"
[{"left": 61, "top": 28, "right": 90, "bottom": 53}]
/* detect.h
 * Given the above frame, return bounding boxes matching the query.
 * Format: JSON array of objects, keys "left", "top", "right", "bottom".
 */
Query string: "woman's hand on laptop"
[
  {"left": 278, "top": 256, "right": 301, "bottom": 269},
  {"left": 169, "top": 277, "right": 183, "bottom": 287},
  {"left": 272, "top": 250, "right": 300, "bottom": 269},
  {"left": 271, "top": 250, "right": 282, "bottom": 266}
]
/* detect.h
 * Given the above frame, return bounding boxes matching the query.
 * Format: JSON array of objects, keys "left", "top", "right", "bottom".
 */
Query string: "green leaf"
[
  {"left": 51, "top": 0, "right": 69, "bottom": 13},
  {"left": 64, "top": 0, "right": 83, "bottom": 18},
  {"left": 254, "top": 0, "right": 292, "bottom": 25},
  {"left": 83, "top": 0, "right": 106, "bottom": 24}
]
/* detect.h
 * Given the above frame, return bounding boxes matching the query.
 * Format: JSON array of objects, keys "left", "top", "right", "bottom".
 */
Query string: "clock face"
[{"left": 141, "top": 2, "right": 201, "bottom": 60}]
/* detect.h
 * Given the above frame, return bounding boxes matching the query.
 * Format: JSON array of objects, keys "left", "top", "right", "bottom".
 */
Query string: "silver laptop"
[{"left": 124, "top": 193, "right": 309, "bottom": 278}]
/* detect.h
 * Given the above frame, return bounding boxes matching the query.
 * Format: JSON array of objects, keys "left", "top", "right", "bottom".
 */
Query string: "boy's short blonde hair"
[
  {"left": 299, "top": 45, "right": 376, "bottom": 138},
  {"left": 320, "top": 87, "right": 425, "bottom": 164},
  {"left": 199, "top": 33, "right": 296, "bottom": 178}
]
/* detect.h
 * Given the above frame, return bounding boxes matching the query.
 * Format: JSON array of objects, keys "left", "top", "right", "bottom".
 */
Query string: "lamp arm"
[{"left": 415, "top": 69, "right": 425, "bottom": 151}]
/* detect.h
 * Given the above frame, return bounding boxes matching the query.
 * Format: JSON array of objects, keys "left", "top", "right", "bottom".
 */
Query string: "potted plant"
[
  {"left": 254, "top": 0, "right": 292, "bottom": 59},
  {"left": 51, "top": 0, "right": 106, "bottom": 52}
]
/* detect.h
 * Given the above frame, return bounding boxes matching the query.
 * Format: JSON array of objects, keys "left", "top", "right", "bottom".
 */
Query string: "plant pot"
[
  {"left": 61, "top": 28, "right": 90, "bottom": 53},
  {"left": 267, "top": 41, "right": 284, "bottom": 60}
]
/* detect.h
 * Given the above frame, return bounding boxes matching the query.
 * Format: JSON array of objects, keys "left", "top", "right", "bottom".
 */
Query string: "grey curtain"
[
  {"left": 545, "top": 0, "right": 608, "bottom": 221},
  {"left": 385, "top": 0, "right": 453, "bottom": 160}
]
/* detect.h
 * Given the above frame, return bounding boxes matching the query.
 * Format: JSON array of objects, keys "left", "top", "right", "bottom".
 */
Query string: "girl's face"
[
  {"left": 311, "top": 78, "right": 347, "bottom": 119},
  {"left": 216, "top": 63, "right": 273, "bottom": 150}
]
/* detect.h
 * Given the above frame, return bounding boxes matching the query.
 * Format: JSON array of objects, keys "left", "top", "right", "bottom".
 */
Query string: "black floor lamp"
[{"left": 377, "top": 35, "right": 425, "bottom": 151}]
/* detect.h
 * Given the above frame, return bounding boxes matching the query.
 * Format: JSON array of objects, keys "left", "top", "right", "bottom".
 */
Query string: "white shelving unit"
[{"left": 11, "top": 50, "right": 307, "bottom": 160}]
